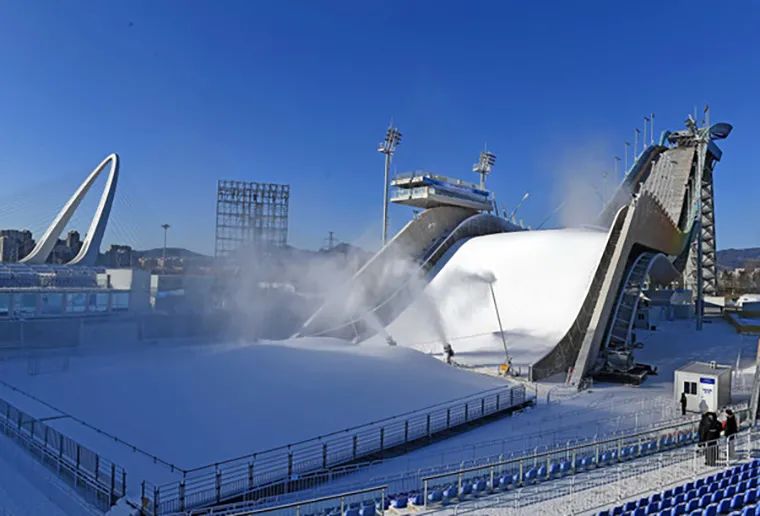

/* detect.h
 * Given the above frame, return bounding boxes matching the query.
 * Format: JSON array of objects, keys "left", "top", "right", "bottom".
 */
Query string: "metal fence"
[
  {"left": 0, "top": 395, "right": 127, "bottom": 511},
  {"left": 420, "top": 411, "right": 751, "bottom": 513},
  {"left": 188, "top": 485, "right": 389, "bottom": 516},
  {"left": 142, "top": 384, "right": 530, "bottom": 514}
]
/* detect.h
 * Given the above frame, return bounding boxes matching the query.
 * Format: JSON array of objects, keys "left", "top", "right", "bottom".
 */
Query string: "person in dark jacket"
[
  {"left": 724, "top": 409, "right": 738, "bottom": 436},
  {"left": 680, "top": 392, "right": 688, "bottom": 416},
  {"left": 724, "top": 409, "right": 738, "bottom": 458},
  {"left": 704, "top": 412, "right": 722, "bottom": 466}
]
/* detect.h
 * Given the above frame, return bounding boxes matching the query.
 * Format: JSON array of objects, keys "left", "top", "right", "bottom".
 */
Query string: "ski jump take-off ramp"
[{"left": 298, "top": 117, "right": 732, "bottom": 386}]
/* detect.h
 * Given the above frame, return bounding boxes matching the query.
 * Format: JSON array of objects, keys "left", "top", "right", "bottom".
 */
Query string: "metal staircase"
[
  {"left": 604, "top": 252, "right": 657, "bottom": 351},
  {"left": 593, "top": 251, "right": 661, "bottom": 382}
]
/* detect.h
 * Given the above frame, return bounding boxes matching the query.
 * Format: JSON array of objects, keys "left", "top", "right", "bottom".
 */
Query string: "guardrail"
[
  {"left": 420, "top": 409, "right": 751, "bottom": 512},
  {"left": 188, "top": 485, "right": 389, "bottom": 516},
  {"left": 0, "top": 395, "right": 127, "bottom": 511},
  {"left": 141, "top": 384, "right": 530, "bottom": 514}
]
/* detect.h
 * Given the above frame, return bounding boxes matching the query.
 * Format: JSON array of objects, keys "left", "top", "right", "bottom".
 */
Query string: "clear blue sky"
[{"left": 0, "top": 1, "right": 757, "bottom": 254}]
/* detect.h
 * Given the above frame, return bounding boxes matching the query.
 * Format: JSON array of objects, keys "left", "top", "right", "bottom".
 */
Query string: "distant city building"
[
  {"left": 0, "top": 230, "right": 35, "bottom": 262},
  {"left": 103, "top": 244, "right": 134, "bottom": 268},
  {"left": 48, "top": 230, "right": 83, "bottom": 264}
]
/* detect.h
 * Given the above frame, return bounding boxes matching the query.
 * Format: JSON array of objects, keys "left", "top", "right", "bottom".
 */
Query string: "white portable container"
[{"left": 674, "top": 361, "right": 732, "bottom": 413}]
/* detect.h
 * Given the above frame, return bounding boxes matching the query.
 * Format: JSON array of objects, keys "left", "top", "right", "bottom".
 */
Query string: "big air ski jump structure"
[{"left": 298, "top": 116, "right": 732, "bottom": 387}]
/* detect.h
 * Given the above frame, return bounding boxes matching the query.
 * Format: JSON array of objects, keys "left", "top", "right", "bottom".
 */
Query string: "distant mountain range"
[
  {"left": 132, "top": 247, "right": 211, "bottom": 259},
  {"left": 717, "top": 248, "right": 760, "bottom": 270}
]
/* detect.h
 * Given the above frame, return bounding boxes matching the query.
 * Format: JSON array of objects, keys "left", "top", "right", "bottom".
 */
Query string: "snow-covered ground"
[
  {"left": 282, "top": 314, "right": 756, "bottom": 499},
  {"left": 0, "top": 337, "right": 507, "bottom": 493},
  {"left": 383, "top": 228, "right": 608, "bottom": 367}
]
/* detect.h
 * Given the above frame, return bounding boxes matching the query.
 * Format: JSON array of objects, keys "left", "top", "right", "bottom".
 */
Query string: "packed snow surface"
[
  {"left": 386, "top": 228, "right": 608, "bottom": 366},
  {"left": 0, "top": 337, "right": 507, "bottom": 490}
]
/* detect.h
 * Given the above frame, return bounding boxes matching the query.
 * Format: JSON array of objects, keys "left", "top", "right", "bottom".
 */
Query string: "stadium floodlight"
[
  {"left": 614, "top": 156, "right": 622, "bottom": 180},
  {"left": 624, "top": 142, "right": 631, "bottom": 172},
  {"left": 650, "top": 113, "right": 656, "bottom": 144},
  {"left": 377, "top": 125, "right": 402, "bottom": 246},
  {"left": 472, "top": 150, "right": 496, "bottom": 190}
]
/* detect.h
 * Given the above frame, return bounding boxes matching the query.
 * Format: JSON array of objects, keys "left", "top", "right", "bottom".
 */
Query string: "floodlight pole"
[
  {"left": 161, "top": 223, "right": 170, "bottom": 273},
  {"left": 624, "top": 142, "right": 631, "bottom": 172},
  {"left": 378, "top": 126, "right": 402, "bottom": 246},
  {"left": 634, "top": 129, "right": 641, "bottom": 159}
]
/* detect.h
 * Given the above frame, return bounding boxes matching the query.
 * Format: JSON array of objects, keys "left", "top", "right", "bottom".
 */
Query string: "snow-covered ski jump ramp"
[{"left": 300, "top": 118, "right": 731, "bottom": 385}]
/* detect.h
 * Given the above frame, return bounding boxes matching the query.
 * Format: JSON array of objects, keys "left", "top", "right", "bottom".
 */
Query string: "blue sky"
[{"left": 0, "top": 1, "right": 757, "bottom": 254}]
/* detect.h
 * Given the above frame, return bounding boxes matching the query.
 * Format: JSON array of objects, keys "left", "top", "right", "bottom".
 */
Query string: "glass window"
[
  {"left": 0, "top": 293, "right": 9, "bottom": 317},
  {"left": 66, "top": 293, "right": 87, "bottom": 313},
  {"left": 683, "top": 381, "right": 689, "bottom": 395},
  {"left": 88, "top": 293, "right": 109, "bottom": 312},
  {"left": 111, "top": 292, "right": 129, "bottom": 311},
  {"left": 18, "top": 293, "right": 38, "bottom": 315},
  {"left": 40, "top": 293, "right": 63, "bottom": 315}
]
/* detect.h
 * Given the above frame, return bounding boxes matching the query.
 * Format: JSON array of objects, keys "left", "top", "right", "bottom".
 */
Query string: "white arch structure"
[{"left": 21, "top": 153, "right": 119, "bottom": 266}]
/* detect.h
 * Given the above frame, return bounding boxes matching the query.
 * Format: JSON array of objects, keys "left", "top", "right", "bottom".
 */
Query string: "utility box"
[{"left": 674, "top": 361, "right": 732, "bottom": 413}]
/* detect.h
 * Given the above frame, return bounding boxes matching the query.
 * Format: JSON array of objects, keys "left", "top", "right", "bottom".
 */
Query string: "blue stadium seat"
[
  {"left": 711, "top": 491, "right": 724, "bottom": 504},
  {"left": 472, "top": 479, "right": 487, "bottom": 493},
  {"left": 750, "top": 478, "right": 759, "bottom": 489},
  {"left": 702, "top": 504, "right": 717, "bottom": 516},
  {"left": 458, "top": 483, "right": 472, "bottom": 497},
  {"left": 673, "top": 503, "right": 686, "bottom": 515},
  {"left": 633, "top": 508, "right": 646, "bottom": 516},
  {"left": 653, "top": 494, "right": 663, "bottom": 503},
  {"left": 676, "top": 486, "right": 685, "bottom": 496},
  {"left": 738, "top": 481, "right": 748, "bottom": 493},
  {"left": 730, "top": 494, "right": 744, "bottom": 511},
  {"left": 427, "top": 490, "right": 443, "bottom": 503},
  {"left": 410, "top": 493, "right": 425, "bottom": 505},
  {"left": 391, "top": 496, "right": 408, "bottom": 509},
  {"left": 625, "top": 501, "right": 639, "bottom": 512},
  {"left": 743, "top": 489, "right": 756, "bottom": 505},
  {"left": 687, "top": 483, "right": 697, "bottom": 492},
  {"left": 646, "top": 502, "right": 658, "bottom": 514},
  {"left": 721, "top": 480, "right": 732, "bottom": 489},
  {"left": 686, "top": 499, "right": 700, "bottom": 513},
  {"left": 524, "top": 468, "right": 538, "bottom": 485},
  {"left": 442, "top": 486, "right": 457, "bottom": 500},
  {"left": 537, "top": 465, "right": 548, "bottom": 480},
  {"left": 710, "top": 484, "right": 720, "bottom": 494},
  {"left": 358, "top": 507, "right": 374, "bottom": 516},
  {"left": 549, "top": 462, "right": 562, "bottom": 478},
  {"left": 699, "top": 487, "right": 710, "bottom": 498},
  {"left": 499, "top": 475, "right": 513, "bottom": 490},
  {"left": 559, "top": 460, "right": 571, "bottom": 476},
  {"left": 741, "top": 507, "right": 754, "bottom": 516},
  {"left": 698, "top": 479, "right": 707, "bottom": 489},
  {"left": 660, "top": 509, "right": 673, "bottom": 516},
  {"left": 700, "top": 494, "right": 713, "bottom": 508},
  {"left": 344, "top": 509, "right": 360, "bottom": 516},
  {"left": 675, "top": 494, "right": 686, "bottom": 505},
  {"left": 717, "top": 499, "right": 731, "bottom": 514},
  {"left": 661, "top": 499, "right": 673, "bottom": 510}
]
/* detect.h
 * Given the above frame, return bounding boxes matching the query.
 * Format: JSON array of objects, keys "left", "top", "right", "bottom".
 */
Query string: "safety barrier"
[
  {"left": 141, "top": 384, "right": 531, "bottom": 514},
  {"left": 0, "top": 395, "right": 127, "bottom": 511},
  {"left": 187, "top": 485, "right": 388, "bottom": 516}
]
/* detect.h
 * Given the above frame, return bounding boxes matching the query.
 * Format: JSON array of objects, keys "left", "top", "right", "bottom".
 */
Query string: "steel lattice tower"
[{"left": 214, "top": 180, "right": 289, "bottom": 258}]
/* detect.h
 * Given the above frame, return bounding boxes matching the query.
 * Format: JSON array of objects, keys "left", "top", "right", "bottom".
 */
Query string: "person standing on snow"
[
  {"left": 680, "top": 392, "right": 687, "bottom": 416},
  {"left": 723, "top": 409, "right": 738, "bottom": 458}
]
